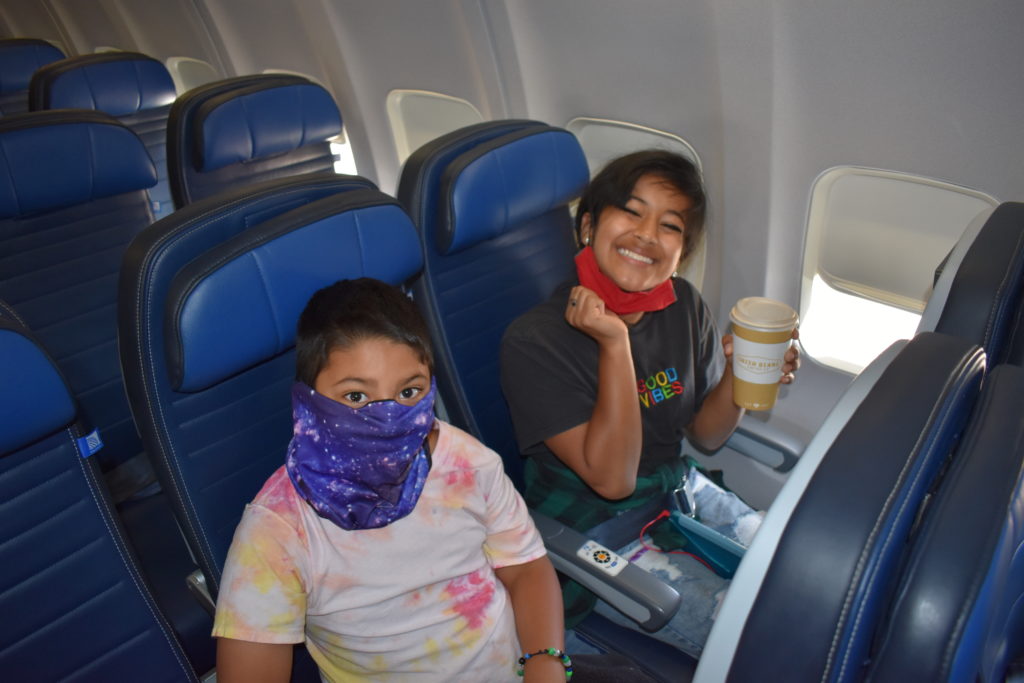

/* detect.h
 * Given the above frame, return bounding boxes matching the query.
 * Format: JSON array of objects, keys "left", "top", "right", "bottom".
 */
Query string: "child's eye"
[
  {"left": 399, "top": 387, "right": 422, "bottom": 401},
  {"left": 344, "top": 391, "right": 367, "bottom": 405},
  {"left": 661, "top": 222, "right": 683, "bottom": 233},
  {"left": 623, "top": 206, "right": 642, "bottom": 217}
]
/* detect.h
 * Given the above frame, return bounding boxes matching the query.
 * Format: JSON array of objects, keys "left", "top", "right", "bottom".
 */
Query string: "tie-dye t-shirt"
[{"left": 212, "top": 420, "right": 546, "bottom": 682}]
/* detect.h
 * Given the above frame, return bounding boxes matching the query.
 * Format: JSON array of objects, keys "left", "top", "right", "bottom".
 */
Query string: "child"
[{"left": 213, "top": 278, "right": 569, "bottom": 682}]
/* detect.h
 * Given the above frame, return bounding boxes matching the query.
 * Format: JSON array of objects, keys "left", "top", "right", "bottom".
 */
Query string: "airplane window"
[
  {"left": 166, "top": 56, "right": 219, "bottom": 95},
  {"left": 801, "top": 166, "right": 997, "bottom": 373},
  {"left": 386, "top": 89, "right": 484, "bottom": 165},
  {"left": 565, "top": 117, "right": 706, "bottom": 290},
  {"left": 94, "top": 46, "right": 123, "bottom": 53}
]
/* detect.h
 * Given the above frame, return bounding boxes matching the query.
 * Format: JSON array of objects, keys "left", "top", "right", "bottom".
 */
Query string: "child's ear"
[{"left": 580, "top": 213, "right": 593, "bottom": 246}]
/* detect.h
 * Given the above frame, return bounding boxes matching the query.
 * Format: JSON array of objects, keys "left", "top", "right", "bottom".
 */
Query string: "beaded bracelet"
[{"left": 516, "top": 647, "right": 573, "bottom": 680}]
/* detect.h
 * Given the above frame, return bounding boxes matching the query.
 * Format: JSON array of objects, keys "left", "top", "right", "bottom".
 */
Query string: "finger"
[
  {"left": 791, "top": 328, "right": 800, "bottom": 341},
  {"left": 780, "top": 372, "right": 795, "bottom": 385}
]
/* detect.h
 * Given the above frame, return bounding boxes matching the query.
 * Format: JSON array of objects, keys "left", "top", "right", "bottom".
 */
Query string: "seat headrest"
[
  {"left": 166, "top": 189, "right": 423, "bottom": 392},
  {"left": 438, "top": 127, "right": 588, "bottom": 256},
  {"left": 194, "top": 81, "right": 341, "bottom": 172},
  {"left": 0, "top": 111, "right": 157, "bottom": 219},
  {"left": 0, "top": 320, "right": 75, "bottom": 455},
  {"left": 0, "top": 38, "right": 65, "bottom": 94},
  {"left": 29, "top": 52, "right": 176, "bottom": 115}
]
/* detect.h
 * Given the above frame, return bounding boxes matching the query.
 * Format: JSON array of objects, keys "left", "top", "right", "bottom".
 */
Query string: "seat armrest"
[
  {"left": 531, "top": 512, "right": 681, "bottom": 632},
  {"left": 724, "top": 413, "right": 807, "bottom": 472},
  {"left": 187, "top": 569, "right": 216, "bottom": 617}
]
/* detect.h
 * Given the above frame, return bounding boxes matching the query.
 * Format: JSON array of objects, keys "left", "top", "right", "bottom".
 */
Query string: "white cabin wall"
[
  {"left": 103, "top": 0, "right": 228, "bottom": 74},
  {"left": 0, "top": 2, "right": 78, "bottom": 55},
  {"left": 310, "top": 0, "right": 513, "bottom": 191},
  {"left": 47, "top": 0, "right": 138, "bottom": 54}
]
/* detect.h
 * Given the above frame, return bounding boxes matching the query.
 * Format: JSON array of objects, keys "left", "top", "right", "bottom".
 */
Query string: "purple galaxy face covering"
[{"left": 285, "top": 379, "right": 437, "bottom": 530}]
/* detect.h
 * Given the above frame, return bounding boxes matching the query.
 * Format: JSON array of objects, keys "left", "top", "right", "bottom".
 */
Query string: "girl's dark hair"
[
  {"left": 295, "top": 278, "right": 433, "bottom": 386},
  {"left": 575, "top": 149, "right": 707, "bottom": 259}
]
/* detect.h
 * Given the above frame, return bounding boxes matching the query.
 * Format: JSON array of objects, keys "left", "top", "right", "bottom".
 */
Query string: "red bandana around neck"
[{"left": 574, "top": 246, "right": 677, "bottom": 316}]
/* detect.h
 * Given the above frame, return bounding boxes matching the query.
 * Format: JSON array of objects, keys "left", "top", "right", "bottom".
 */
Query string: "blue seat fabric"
[
  {"left": 116, "top": 173, "right": 429, "bottom": 598},
  {"left": 0, "top": 309, "right": 197, "bottom": 682},
  {"left": 166, "top": 74, "right": 341, "bottom": 209},
  {"left": 0, "top": 38, "right": 65, "bottom": 116},
  {"left": 0, "top": 110, "right": 157, "bottom": 492},
  {"left": 398, "top": 120, "right": 584, "bottom": 487},
  {"left": 866, "top": 363, "right": 1024, "bottom": 683},
  {"left": 725, "top": 332, "right": 985, "bottom": 683},
  {"left": 934, "top": 202, "right": 1024, "bottom": 364},
  {"left": 30, "top": 52, "right": 178, "bottom": 220}
]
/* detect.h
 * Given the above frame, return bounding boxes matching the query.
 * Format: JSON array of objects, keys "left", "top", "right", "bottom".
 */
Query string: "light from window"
[
  {"left": 799, "top": 274, "right": 921, "bottom": 374},
  {"left": 330, "top": 130, "right": 358, "bottom": 176}
]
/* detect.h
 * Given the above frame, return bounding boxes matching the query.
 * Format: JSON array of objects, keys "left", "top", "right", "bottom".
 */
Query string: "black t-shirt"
[{"left": 501, "top": 278, "right": 724, "bottom": 480}]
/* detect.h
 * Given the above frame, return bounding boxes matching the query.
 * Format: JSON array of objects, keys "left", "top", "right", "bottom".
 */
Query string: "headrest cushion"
[
  {"left": 0, "top": 113, "right": 157, "bottom": 219},
  {"left": 439, "top": 127, "right": 588, "bottom": 255},
  {"left": 0, "top": 324, "right": 75, "bottom": 455},
  {"left": 0, "top": 39, "right": 65, "bottom": 93},
  {"left": 195, "top": 82, "right": 341, "bottom": 172},
  {"left": 35, "top": 53, "right": 176, "bottom": 115},
  {"left": 167, "top": 189, "right": 423, "bottom": 392}
]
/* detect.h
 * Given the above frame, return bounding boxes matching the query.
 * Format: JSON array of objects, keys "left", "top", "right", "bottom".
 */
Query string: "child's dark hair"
[
  {"left": 295, "top": 278, "right": 434, "bottom": 386},
  {"left": 575, "top": 149, "right": 707, "bottom": 259}
]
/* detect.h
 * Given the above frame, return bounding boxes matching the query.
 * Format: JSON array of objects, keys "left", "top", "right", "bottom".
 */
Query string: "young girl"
[
  {"left": 213, "top": 278, "right": 569, "bottom": 682},
  {"left": 501, "top": 150, "right": 800, "bottom": 656}
]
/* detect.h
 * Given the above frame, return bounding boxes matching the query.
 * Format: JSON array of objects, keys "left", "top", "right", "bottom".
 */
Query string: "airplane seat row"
[
  {"left": 0, "top": 109, "right": 218, "bottom": 677},
  {"left": 3, "top": 38, "right": 348, "bottom": 224},
  {"left": 0, "top": 38, "right": 65, "bottom": 116},
  {"left": 28, "top": 51, "right": 178, "bottom": 221},
  {"left": 0, "top": 304, "right": 199, "bottom": 682},
  {"left": 0, "top": 62, "right": 1020, "bottom": 678},
  {"left": 0, "top": 110, "right": 157, "bottom": 497}
]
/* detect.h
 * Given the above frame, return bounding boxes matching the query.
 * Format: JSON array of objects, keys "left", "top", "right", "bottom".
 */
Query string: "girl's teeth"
[{"left": 618, "top": 248, "right": 653, "bottom": 264}]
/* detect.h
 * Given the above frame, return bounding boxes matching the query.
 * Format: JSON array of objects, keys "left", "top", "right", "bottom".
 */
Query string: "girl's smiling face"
[{"left": 580, "top": 174, "right": 691, "bottom": 293}]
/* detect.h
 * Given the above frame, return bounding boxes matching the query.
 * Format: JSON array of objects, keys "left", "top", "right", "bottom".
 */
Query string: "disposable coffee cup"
[{"left": 729, "top": 297, "right": 798, "bottom": 411}]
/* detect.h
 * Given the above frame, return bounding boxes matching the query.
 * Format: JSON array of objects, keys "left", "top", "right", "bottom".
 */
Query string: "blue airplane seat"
[
  {"left": 398, "top": 119, "right": 577, "bottom": 487},
  {"left": 118, "top": 172, "right": 390, "bottom": 601},
  {"left": 918, "top": 201, "right": 1024, "bottom": 364},
  {"left": 166, "top": 73, "right": 343, "bottom": 209},
  {"left": 398, "top": 120, "right": 702, "bottom": 681},
  {"left": 0, "top": 109, "right": 158, "bottom": 500},
  {"left": 864, "top": 362, "right": 1024, "bottom": 683},
  {"left": 29, "top": 51, "right": 179, "bottom": 220},
  {"left": 696, "top": 331, "right": 986, "bottom": 682},
  {"left": 118, "top": 174, "right": 410, "bottom": 683},
  {"left": 0, "top": 38, "right": 64, "bottom": 116},
  {"left": 0, "top": 303, "right": 198, "bottom": 682}
]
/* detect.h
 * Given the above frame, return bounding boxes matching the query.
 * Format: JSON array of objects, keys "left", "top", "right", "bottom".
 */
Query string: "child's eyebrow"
[{"left": 628, "top": 194, "right": 686, "bottom": 221}]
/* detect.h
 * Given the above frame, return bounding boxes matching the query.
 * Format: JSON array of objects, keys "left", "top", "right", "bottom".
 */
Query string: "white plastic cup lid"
[{"left": 730, "top": 297, "right": 798, "bottom": 332}]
